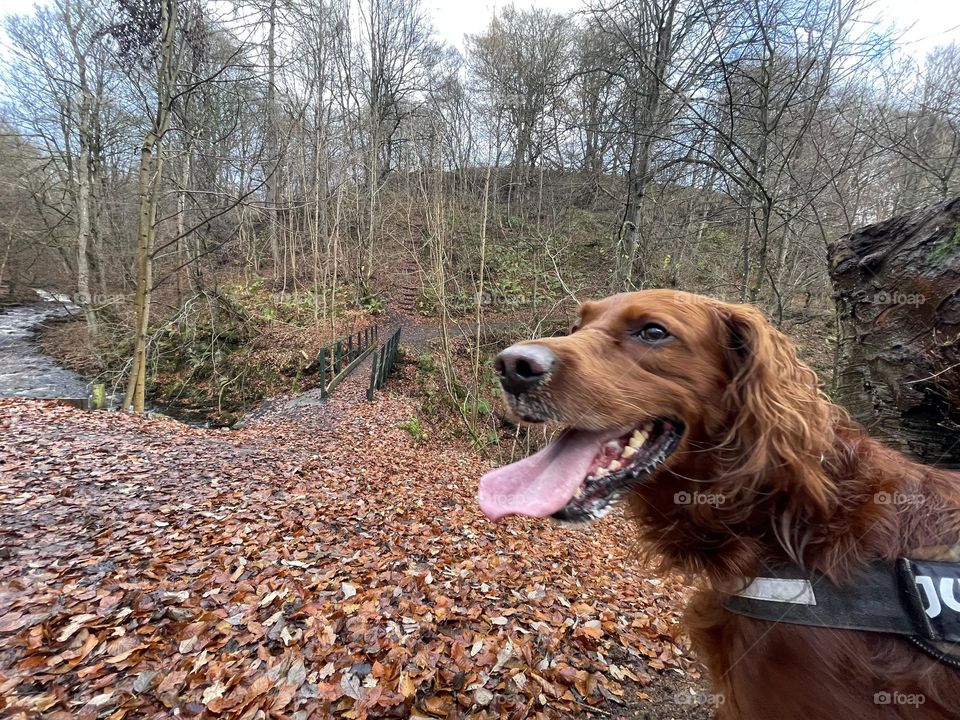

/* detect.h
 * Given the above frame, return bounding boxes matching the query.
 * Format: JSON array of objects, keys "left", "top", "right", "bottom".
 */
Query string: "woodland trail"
[
  {"left": 378, "top": 244, "right": 538, "bottom": 356},
  {"left": 0, "top": 395, "right": 706, "bottom": 719},
  {"left": 0, "top": 263, "right": 710, "bottom": 719}
]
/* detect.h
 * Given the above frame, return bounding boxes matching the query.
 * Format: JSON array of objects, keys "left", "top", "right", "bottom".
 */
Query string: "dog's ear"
[{"left": 717, "top": 303, "right": 836, "bottom": 519}]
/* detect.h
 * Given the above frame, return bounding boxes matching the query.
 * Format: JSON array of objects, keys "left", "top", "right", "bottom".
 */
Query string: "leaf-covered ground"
[{"left": 0, "top": 369, "right": 709, "bottom": 719}]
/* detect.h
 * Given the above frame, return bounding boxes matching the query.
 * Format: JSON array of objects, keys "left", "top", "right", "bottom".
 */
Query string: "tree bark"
[
  {"left": 76, "top": 104, "right": 98, "bottom": 334},
  {"left": 266, "top": 0, "right": 280, "bottom": 277},
  {"left": 828, "top": 196, "right": 960, "bottom": 466},
  {"left": 123, "top": 0, "right": 178, "bottom": 413},
  {"left": 65, "top": 0, "right": 99, "bottom": 335}
]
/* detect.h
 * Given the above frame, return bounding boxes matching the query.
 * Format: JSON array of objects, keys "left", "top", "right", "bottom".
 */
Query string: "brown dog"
[{"left": 478, "top": 290, "right": 960, "bottom": 719}]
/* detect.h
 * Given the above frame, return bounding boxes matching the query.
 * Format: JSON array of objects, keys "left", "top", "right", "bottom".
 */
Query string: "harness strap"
[
  {"left": 722, "top": 561, "right": 920, "bottom": 635},
  {"left": 721, "top": 559, "right": 960, "bottom": 651}
]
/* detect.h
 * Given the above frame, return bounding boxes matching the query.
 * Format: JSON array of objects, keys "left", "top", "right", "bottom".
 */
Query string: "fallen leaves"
[
  {"left": 0, "top": 610, "right": 39, "bottom": 633},
  {"left": 56, "top": 613, "right": 98, "bottom": 642},
  {"left": 0, "top": 394, "right": 699, "bottom": 718}
]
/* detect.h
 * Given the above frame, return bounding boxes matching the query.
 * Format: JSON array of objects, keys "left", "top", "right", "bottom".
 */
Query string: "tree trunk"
[
  {"left": 123, "top": 0, "right": 178, "bottom": 413},
  {"left": 828, "top": 197, "right": 960, "bottom": 466},
  {"left": 76, "top": 117, "right": 98, "bottom": 335},
  {"left": 614, "top": 110, "right": 654, "bottom": 292},
  {"left": 123, "top": 134, "right": 162, "bottom": 413},
  {"left": 266, "top": 0, "right": 280, "bottom": 277},
  {"left": 66, "top": 2, "right": 98, "bottom": 336},
  {"left": 615, "top": 168, "right": 644, "bottom": 291}
]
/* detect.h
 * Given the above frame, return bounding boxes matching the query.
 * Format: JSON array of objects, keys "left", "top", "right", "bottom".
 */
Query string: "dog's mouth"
[{"left": 478, "top": 418, "right": 684, "bottom": 524}]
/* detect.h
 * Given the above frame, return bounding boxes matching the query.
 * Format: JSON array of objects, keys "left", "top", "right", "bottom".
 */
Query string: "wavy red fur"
[{"left": 498, "top": 290, "right": 960, "bottom": 719}]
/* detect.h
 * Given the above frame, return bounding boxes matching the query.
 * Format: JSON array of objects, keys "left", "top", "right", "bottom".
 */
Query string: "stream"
[
  {"left": 0, "top": 291, "right": 228, "bottom": 426},
  {"left": 0, "top": 291, "right": 93, "bottom": 401}
]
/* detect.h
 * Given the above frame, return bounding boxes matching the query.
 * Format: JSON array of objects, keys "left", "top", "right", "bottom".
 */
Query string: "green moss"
[
  {"left": 929, "top": 223, "right": 960, "bottom": 264},
  {"left": 398, "top": 415, "right": 427, "bottom": 442},
  {"left": 416, "top": 353, "right": 433, "bottom": 369}
]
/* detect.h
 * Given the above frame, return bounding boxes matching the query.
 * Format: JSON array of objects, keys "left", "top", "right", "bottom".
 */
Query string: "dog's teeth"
[
  {"left": 608, "top": 460, "right": 622, "bottom": 471},
  {"left": 629, "top": 430, "right": 648, "bottom": 448},
  {"left": 622, "top": 445, "right": 637, "bottom": 459},
  {"left": 592, "top": 502, "right": 615, "bottom": 520}
]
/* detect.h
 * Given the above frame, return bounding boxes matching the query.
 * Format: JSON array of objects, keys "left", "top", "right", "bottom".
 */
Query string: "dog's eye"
[{"left": 634, "top": 323, "right": 670, "bottom": 343}]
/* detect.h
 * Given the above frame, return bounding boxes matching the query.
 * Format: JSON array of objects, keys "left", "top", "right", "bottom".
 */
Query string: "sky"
[
  {"left": 1, "top": 0, "right": 959, "bottom": 55},
  {"left": 427, "top": 0, "right": 960, "bottom": 52}
]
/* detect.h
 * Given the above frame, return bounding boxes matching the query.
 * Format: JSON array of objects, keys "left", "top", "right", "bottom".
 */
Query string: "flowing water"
[
  {"left": 0, "top": 291, "right": 214, "bottom": 425},
  {"left": 0, "top": 292, "right": 93, "bottom": 400}
]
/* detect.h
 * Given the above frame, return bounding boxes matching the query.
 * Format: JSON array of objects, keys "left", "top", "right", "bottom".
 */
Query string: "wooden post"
[
  {"left": 368, "top": 347, "right": 380, "bottom": 400},
  {"left": 381, "top": 342, "right": 386, "bottom": 381},
  {"left": 318, "top": 347, "right": 328, "bottom": 398},
  {"left": 90, "top": 383, "right": 106, "bottom": 410}
]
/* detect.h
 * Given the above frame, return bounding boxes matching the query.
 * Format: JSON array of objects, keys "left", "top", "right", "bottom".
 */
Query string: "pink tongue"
[{"left": 478, "top": 429, "right": 612, "bottom": 520}]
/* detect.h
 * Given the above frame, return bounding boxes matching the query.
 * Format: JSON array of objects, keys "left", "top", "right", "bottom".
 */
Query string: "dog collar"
[{"left": 721, "top": 559, "right": 960, "bottom": 667}]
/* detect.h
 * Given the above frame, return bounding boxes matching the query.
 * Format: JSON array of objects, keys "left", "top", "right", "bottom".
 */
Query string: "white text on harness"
[{"left": 915, "top": 575, "right": 960, "bottom": 619}]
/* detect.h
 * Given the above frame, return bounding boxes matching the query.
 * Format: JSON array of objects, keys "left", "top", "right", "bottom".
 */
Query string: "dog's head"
[{"left": 478, "top": 290, "right": 838, "bottom": 528}]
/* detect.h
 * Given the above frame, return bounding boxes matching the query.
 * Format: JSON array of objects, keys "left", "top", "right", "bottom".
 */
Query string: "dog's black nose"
[{"left": 495, "top": 344, "right": 557, "bottom": 396}]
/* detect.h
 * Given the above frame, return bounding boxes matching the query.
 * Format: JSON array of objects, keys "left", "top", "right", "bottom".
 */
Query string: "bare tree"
[
  {"left": 118, "top": 0, "right": 186, "bottom": 411},
  {"left": 467, "top": 6, "right": 571, "bottom": 180},
  {"left": 3, "top": 0, "right": 122, "bottom": 332},
  {"left": 873, "top": 43, "right": 960, "bottom": 211},
  {"left": 583, "top": 0, "right": 716, "bottom": 290}
]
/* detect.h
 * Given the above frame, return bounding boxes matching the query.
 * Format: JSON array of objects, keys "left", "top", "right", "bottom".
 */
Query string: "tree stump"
[{"left": 828, "top": 197, "right": 960, "bottom": 467}]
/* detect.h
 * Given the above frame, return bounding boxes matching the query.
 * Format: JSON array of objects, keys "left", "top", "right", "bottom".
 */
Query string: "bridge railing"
[
  {"left": 367, "top": 327, "right": 401, "bottom": 401},
  {"left": 316, "top": 325, "right": 378, "bottom": 398}
]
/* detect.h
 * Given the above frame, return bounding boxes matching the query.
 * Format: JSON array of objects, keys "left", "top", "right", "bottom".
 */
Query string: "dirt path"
[
  {"left": 0, "top": 378, "right": 710, "bottom": 720},
  {"left": 378, "top": 243, "right": 533, "bottom": 354}
]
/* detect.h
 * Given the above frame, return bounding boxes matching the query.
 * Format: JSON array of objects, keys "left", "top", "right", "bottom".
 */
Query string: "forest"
[
  {"left": 1, "top": 0, "right": 958, "bottom": 426},
  {"left": 2, "top": 1, "right": 960, "bottom": 718}
]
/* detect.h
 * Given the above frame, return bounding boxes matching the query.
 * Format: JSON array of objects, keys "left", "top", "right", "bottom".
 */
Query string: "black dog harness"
[{"left": 721, "top": 560, "right": 960, "bottom": 669}]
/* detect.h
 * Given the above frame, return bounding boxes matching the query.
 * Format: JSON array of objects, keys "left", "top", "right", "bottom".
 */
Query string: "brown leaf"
[
  {"left": 397, "top": 671, "right": 416, "bottom": 698},
  {"left": 156, "top": 669, "right": 188, "bottom": 695},
  {"left": 0, "top": 611, "right": 34, "bottom": 633},
  {"left": 56, "top": 613, "right": 97, "bottom": 642}
]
